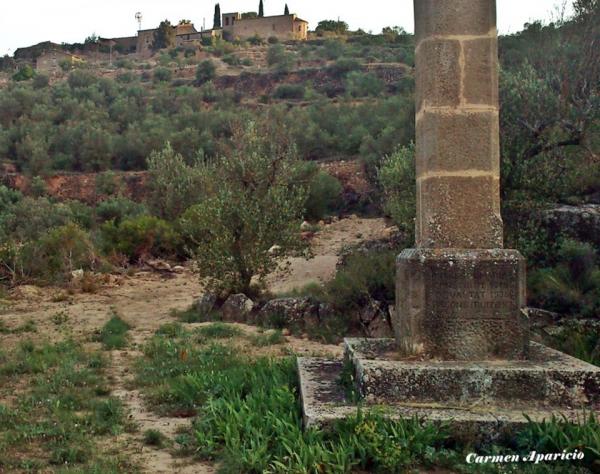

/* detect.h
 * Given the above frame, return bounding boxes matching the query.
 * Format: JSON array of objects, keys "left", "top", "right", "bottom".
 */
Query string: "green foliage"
[
  {"left": 196, "top": 323, "right": 242, "bottom": 340},
  {"left": 316, "top": 20, "right": 349, "bottom": 36},
  {"left": 326, "top": 250, "right": 396, "bottom": 314},
  {"left": 345, "top": 71, "right": 385, "bottom": 97},
  {"left": 258, "top": 0, "right": 264, "bottom": 17},
  {"left": 180, "top": 122, "right": 307, "bottom": 294},
  {"left": 378, "top": 144, "right": 416, "bottom": 240},
  {"left": 327, "top": 57, "right": 361, "bottom": 78},
  {"left": 143, "top": 429, "right": 166, "bottom": 448},
  {"left": 32, "top": 74, "right": 49, "bottom": 89},
  {"left": 153, "top": 20, "right": 176, "bottom": 51},
  {"left": 305, "top": 170, "right": 343, "bottom": 220},
  {"left": 249, "top": 329, "right": 285, "bottom": 347},
  {"left": 12, "top": 65, "right": 35, "bottom": 82},
  {"left": 100, "top": 215, "right": 181, "bottom": 262},
  {"left": 267, "top": 44, "right": 294, "bottom": 72},
  {"left": 95, "top": 197, "right": 146, "bottom": 225},
  {"left": 146, "top": 143, "right": 204, "bottom": 220},
  {"left": 528, "top": 240, "right": 600, "bottom": 317},
  {"left": 0, "top": 339, "right": 132, "bottom": 471},
  {"left": 213, "top": 3, "right": 221, "bottom": 29},
  {"left": 548, "top": 322, "right": 600, "bottom": 366},
  {"left": 94, "top": 313, "right": 131, "bottom": 350},
  {"left": 272, "top": 83, "right": 305, "bottom": 100},
  {"left": 517, "top": 414, "right": 600, "bottom": 470},
  {"left": 153, "top": 67, "right": 172, "bottom": 83},
  {"left": 196, "top": 60, "right": 216, "bottom": 85}
]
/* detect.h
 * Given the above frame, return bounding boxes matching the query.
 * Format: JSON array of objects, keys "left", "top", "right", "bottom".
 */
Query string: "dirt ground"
[{"left": 0, "top": 217, "right": 390, "bottom": 473}]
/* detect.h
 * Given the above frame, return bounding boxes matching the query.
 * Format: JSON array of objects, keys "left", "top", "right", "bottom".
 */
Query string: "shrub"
[
  {"left": 12, "top": 65, "right": 35, "bottom": 82},
  {"left": 378, "top": 144, "right": 416, "bottom": 241},
  {"left": 305, "top": 171, "right": 343, "bottom": 220},
  {"left": 267, "top": 36, "right": 279, "bottom": 44},
  {"left": 325, "top": 250, "right": 396, "bottom": 314},
  {"left": 95, "top": 313, "right": 131, "bottom": 350},
  {"left": 15, "top": 223, "right": 98, "bottom": 284},
  {"left": 345, "top": 71, "right": 385, "bottom": 97},
  {"left": 68, "top": 69, "right": 96, "bottom": 88},
  {"left": 328, "top": 57, "right": 361, "bottom": 78},
  {"left": 96, "top": 197, "right": 146, "bottom": 225},
  {"left": 180, "top": 123, "right": 307, "bottom": 294},
  {"left": 32, "top": 74, "right": 49, "bottom": 89},
  {"left": 196, "top": 60, "right": 216, "bottom": 85},
  {"left": 222, "top": 54, "right": 240, "bottom": 66},
  {"left": 528, "top": 240, "right": 600, "bottom": 317},
  {"left": 272, "top": 83, "right": 305, "bottom": 100},
  {"left": 146, "top": 143, "right": 204, "bottom": 221},
  {"left": 100, "top": 215, "right": 181, "bottom": 262},
  {"left": 153, "top": 67, "right": 173, "bottom": 83},
  {"left": 267, "top": 44, "right": 294, "bottom": 72},
  {"left": 248, "top": 34, "right": 265, "bottom": 46}
]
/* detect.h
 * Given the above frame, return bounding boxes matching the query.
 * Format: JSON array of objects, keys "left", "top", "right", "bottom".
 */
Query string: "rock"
[
  {"left": 300, "top": 221, "right": 312, "bottom": 231},
  {"left": 301, "top": 231, "right": 315, "bottom": 241},
  {"left": 172, "top": 266, "right": 185, "bottom": 273},
  {"left": 543, "top": 204, "right": 600, "bottom": 247},
  {"left": 257, "top": 297, "right": 321, "bottom": 329},
  {"left": 358, "top": 300, "right": 394, "bottom": 338},
  {"left": 222, "top": 294, "right": 255, "bottom": 322},
  {"left": 195, "top": 292, "right": 217, "bottom": 316},
  {"left": 147, "top": 259, "right": 172, "bottom": 272},
  {"left": 268, "top": 245, "right": 282, "bottom": 255},
  {"left": 71, "top": 269, "right": 85, "bottom": 281},
  {"left": 526, "top": 307, "right": 562, "bottom": 329}
]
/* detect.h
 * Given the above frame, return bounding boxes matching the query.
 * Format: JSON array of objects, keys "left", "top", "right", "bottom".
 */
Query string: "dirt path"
[{"left": 0, "top": 217, "right": 386, "bottom": 472}]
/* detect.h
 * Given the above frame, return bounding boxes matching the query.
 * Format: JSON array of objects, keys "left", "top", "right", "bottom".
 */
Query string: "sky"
[{"left": 0, "top": 0, "right": 574, "bottom": 56}]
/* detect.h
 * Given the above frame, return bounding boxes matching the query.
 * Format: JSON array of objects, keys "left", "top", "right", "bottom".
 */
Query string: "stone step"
[
  {"left": 345, "top": 338, "right": 600, "bottom": 409},
  {"left": 298, "top": 356, "right": 598, "bottom": 444}
]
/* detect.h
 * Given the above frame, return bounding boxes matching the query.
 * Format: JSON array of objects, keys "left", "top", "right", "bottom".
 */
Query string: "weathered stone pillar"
[{"left": 395, "top": 0, "right": 529, "bottom": 360}]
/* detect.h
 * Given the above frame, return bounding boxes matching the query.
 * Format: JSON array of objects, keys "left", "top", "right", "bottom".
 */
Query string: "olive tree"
[{"left": 180, "top": 123, "right": 307, "bottom": 295}]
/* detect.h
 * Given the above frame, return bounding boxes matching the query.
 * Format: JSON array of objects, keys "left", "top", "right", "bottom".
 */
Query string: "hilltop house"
[{"left": 221, "top": 12, "right": 308, "bottom": 41}]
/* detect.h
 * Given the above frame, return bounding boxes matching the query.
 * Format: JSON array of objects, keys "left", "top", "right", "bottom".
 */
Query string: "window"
[
  {"left": 298, "top": 25, "right": 301, "bottom": 32},
  {"left": 225, "top": 17, "right": 229, "bottom": 26}
]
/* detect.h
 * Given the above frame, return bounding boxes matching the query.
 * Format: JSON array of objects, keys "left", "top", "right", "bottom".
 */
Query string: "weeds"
[
  {"left": 196, "top": 323, "right": 242, "bottom": 340},
  {"left": 143, "top": 429, "right": 167, "bottom": 448},
  {"left": 94, "top": 311, "right": 131, "bottom": 349},
  {"left": 249, "top": 329, "right": 286, "bottom": 347},
  {"left": 0, "top": 339, "right": 134, "bottom": 471}
]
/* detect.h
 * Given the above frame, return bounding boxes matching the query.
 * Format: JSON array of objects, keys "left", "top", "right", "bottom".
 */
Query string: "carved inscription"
[{"left": 425, "top": 262, "right": 519, "bottom": 320}]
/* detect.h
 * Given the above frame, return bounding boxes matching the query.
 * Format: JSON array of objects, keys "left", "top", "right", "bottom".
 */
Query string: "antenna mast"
[{"left": 135, "top": 12, "right": 143, "bottom": 31}]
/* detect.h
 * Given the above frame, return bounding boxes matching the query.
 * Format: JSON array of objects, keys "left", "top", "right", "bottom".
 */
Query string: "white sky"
[{"left": 0, "top": 1, "right": 573, "bottom": 56}]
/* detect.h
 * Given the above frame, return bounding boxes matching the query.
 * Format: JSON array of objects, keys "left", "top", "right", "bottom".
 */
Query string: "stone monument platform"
[{"left": 298, "top": 338, "right": 600, "bottom": 441}]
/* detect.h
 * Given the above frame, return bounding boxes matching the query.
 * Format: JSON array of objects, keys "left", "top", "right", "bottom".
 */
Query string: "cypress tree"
[
  {"left": 214, "top": 3, "right": 221, "bottom": 28},
  {"left": 284, "top": 3, "right": 289, "bottom": 15},
  {"left": 259, "top": 0, "right": 264, "bottom": 17}
]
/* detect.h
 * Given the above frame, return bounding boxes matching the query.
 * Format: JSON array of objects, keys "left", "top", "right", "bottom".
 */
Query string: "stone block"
[
  {"left": 416, "top": 109, "right": 499, "bottom": 175},
  {"left": 416, "top": 39, "right": 461, "bottom": 112},
  {"left": 416, "top": 175, "right": 503, "bottom": 249},
  {"left": 414, "top": 0, "right": 496, "bottom": 42},
  {"left": 345, "top": 338, "right": 600, "bottom": 408},
  {"left": 395, "top": 249, "right": 528, "bottom": 360},
  {"left": 463, "top": 37, "right": 499, "bottom": 106}
]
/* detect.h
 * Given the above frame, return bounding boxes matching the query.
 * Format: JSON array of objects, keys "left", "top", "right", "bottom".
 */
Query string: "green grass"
[
  {"left": 143, "top": 429, "right": 167, "bottom": 448},
  {"left": 94, "top": 313, "right": 131, "bottom": 350},
  {"left": 0, "top": 319, "right": 37, "bottom": 334},
  {"left": 171, "top": 307, "right": 221, "bottom": 323},
  {"left": 0, "top": 339, "right": 137, "bottom": 472},
  {"left": 133, "top": 328, "right": 600, "bottom": 473},
  {"left": 196, "top": 323, "right": 242, "bottom": 340},
  {"left": 249, "top": 329, "right": 286, "bottom": 347}
]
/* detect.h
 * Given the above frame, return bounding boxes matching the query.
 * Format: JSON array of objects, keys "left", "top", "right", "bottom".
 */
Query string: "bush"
[
  {"left": 378, "top": 144, "right": 416, "bottom": 241},
  {"left": 267, "top": 44, "right": 294, "bottom": 72},
  {"left": 272, "top": 84, "right": 305, "bottom": 100},
  {"left": 16, "top": 223, "right": 98, "bottom": 284},
  {"left": 12, "top": 65, "right": 35, "bottom": 82},
  {"left": 146, "top": 143, "right": 204, "bottom": 221},
  {"left": 100, "top": 215, "right": 181, "bottom": 262},
  {"left": 68, "top": 69, "right": 96, "bottom": 88},
  {"left": 345, "top": 71, "right": 385, "bottom": 97},
  {"left": 267, "top": 36, "right": 279, "bottom": 44},
  {"left": 153, "top": 67, "right": 173, "bottom": 83},
  {"left": 305, "top": 171, "right": 342, "bottom": 220},
  {"left": 528, "top": 240, "right": 600, "bottom": 317},
  {"left": 33, "top": 74, "right": 49, "bottom": 89},
  {"left": 196, "top": 60, "right": 216, "bottom": 85},
  {"left": 222, "top": 54, "right": 240, "bottom": 66},
  {"left": 325, "top": 250, "right": 396, "bottom": 314},
  {"left": 328, "top": 57, "right": 361, "bottom": 78},
  {"left": 96, "top": 197, "right": 146, "bottom": 225},
  {"left": 180, "top": 123, "right": 307, "bottom": 294}
]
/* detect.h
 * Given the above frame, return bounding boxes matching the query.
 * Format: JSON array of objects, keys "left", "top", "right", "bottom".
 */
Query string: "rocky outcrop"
[
  {"left": 255, "top": 297, "right": 330, "bottom": 330},
  {"left": 222, "top": 294, "right": 255, "bottom": 322},
  {"left": 195, "top": 292, "right": 217, "bottom": 316},
  {"left": 543, "top": 204, "right": 600, "bottom": 247}
]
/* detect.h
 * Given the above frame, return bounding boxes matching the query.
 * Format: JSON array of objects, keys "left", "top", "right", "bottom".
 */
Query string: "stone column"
[{"left": 395, "top": 0, "right": 529, "bottom": 360}]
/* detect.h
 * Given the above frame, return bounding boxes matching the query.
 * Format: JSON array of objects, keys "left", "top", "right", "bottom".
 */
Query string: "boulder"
[
  {"left": 256, "top": 297, "right": 322, "bottom": 330},
  {"left": 543, "top": 204, "right": 600, "bottom": 247},
  {"left": 358, "top": 300, "right": 394, "bottom": 338},
  {"left": 195, "top": 292, "right": 217, "bottom": 316},
  {"left": 222, "top": 294, "right": 255, "bottom": 322}
]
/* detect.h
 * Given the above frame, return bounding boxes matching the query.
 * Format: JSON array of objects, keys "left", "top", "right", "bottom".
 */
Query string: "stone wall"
[{"left": 225, "top": 15, "right": 308, "bottom": 41}]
